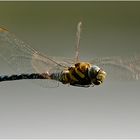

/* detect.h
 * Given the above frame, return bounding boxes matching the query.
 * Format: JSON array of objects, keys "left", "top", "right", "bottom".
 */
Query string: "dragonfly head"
[{"left": 88, "top": 65, "right": 107, "bottom": 85}]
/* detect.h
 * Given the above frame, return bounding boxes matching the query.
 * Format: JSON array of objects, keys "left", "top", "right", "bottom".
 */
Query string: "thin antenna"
[{"left": 75, "top": 21, "right": 82, "bottom": 63}]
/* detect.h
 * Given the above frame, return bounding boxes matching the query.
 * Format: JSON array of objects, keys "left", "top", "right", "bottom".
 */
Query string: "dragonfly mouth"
[
  {"left": 90, "top": 78, "right": 102, "bottom": 85},
  {"left": 94, "top": 80, "right": 102, "bottom": 85}
]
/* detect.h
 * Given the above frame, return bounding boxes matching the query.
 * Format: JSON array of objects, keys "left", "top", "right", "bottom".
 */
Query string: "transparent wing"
[
  {"left": 90, "top": 55, "right": 140, "bottom": 81},
  {"left": 75, "top": 21, "right": 82, "bottom": 63},
  {"left": 0, "top": 28, "right": 74, "bottom": 87}
]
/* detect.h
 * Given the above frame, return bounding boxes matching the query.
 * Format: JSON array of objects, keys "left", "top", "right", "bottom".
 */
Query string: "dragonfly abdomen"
[
  {"left": 0, "top": 73, "right": 48, "bottom": 82},
  {"left": 50, "top": 72, "right": 62, "bottom": 81}
]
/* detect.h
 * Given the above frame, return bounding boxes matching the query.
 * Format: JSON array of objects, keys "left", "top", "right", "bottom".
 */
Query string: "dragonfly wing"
[
  {"left": 90, "top": 55, "right": 140, "bottom": 81},
  {"left": 0, "top": 27, "right": 71, "bottom": 87},
  {"left": 9, "top": 55, "right": 74, "bottom": 88},
  {"left": 31, "top": 53, "right": 75, "bottom": 74},
  {"left": 51, "top": 57, "right": 75, "bottom": 67},
  {"left": 6, "top": 55, "right": 60, "bottom": 88}
]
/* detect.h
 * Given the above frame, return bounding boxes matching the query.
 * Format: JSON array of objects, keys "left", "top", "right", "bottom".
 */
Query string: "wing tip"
[{"left": 0, "top": 27, "right": 8, "bottom": 33}]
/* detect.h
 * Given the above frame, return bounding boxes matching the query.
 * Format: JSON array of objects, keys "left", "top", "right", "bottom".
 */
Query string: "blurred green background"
[{"left": 0, "top": 1, "right": 140, "bottom": 58}]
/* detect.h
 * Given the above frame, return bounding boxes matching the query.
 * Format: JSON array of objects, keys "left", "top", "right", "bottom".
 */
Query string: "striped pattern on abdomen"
[{"left": 0, "top": 73, "right": 49, "bottom": 82}]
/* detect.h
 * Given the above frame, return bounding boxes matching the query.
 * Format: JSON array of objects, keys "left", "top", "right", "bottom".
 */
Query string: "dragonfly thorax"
[{"left": 58, "top": 62, "right": 106, "bottom": 87}]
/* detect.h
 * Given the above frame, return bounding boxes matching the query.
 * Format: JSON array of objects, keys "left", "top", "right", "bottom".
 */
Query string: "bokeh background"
[{"left": 0, "top": 1, "right": 140, "bottom": 138}]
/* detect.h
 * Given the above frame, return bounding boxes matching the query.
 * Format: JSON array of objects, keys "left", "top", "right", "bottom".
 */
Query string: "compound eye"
[
  {"left": 92, "top": 65, "right": 100, "bottom": 73},
  {"left": 88, "top": 65, "right": 100, "bottom": 79}
]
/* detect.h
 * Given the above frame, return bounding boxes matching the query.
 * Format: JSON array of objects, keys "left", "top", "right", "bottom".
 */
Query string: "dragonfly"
[{"left": 0, "top": 22, "right": 140, "bottom": 88}]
